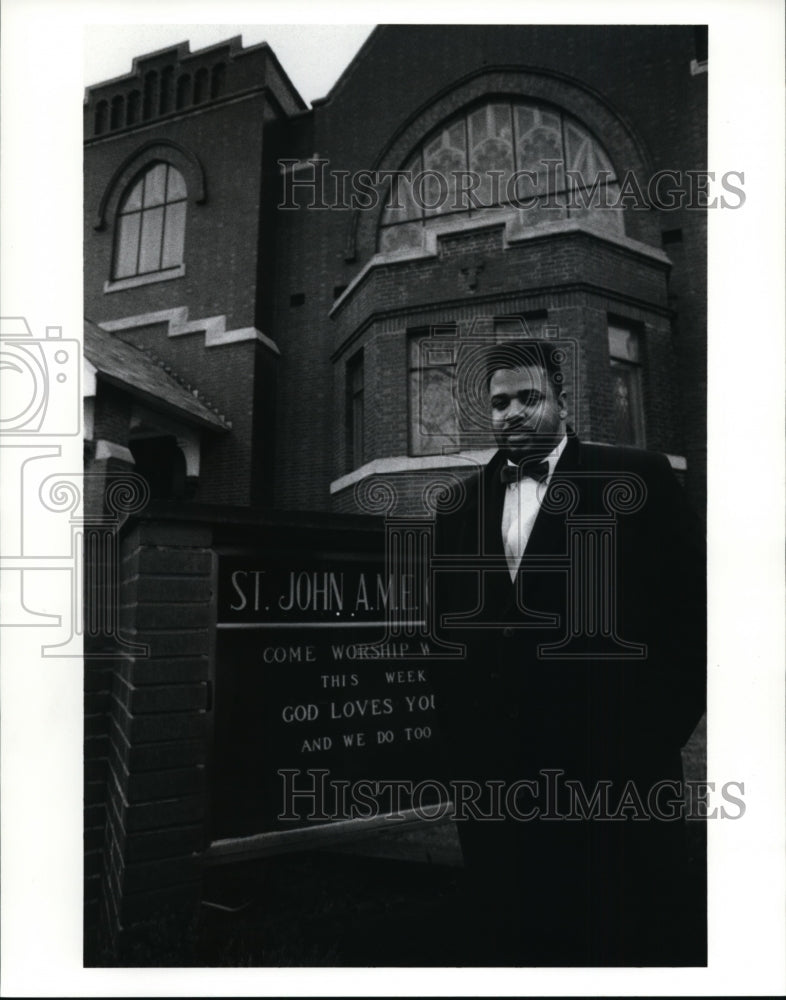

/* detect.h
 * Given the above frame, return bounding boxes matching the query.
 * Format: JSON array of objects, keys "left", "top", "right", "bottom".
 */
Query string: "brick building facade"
[
  {"left": 84, "top": 25, "right": 708, "bottom": 520},
  {"left": 82, "top": 25, "right": 708, "bottom": 940}
]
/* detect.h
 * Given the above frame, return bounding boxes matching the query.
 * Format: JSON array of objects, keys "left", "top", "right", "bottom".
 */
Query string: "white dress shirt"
[{"left": 501, "top": 435, "right": 568, "bottom": 581}]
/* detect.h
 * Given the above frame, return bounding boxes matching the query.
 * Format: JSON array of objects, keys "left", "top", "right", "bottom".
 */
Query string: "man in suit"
[{"left": 431, "top": 340, "right": 705, "bottom": 966}]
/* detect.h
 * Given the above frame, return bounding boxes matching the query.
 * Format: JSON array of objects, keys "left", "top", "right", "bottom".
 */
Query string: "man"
[{"left": 431, "top": 340, "right": 705, "bottom": 966}]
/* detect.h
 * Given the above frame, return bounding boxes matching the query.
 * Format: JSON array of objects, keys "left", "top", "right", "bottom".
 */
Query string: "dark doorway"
[{"left": 129, "top": 435, "right": 187, "bottom": 501}]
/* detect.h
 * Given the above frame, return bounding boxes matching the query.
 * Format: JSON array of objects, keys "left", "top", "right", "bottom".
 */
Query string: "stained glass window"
[
  {"left": 608, "top": 322, "right": 646, "bottom": 447},
  {"left": 408, "top": 317, "right": 549, "bottom": 456},
  {"left": 380, "top": 99, "right": 622, "bottom": 253},
  {"left": 408, "top": 330, "right": 460, "bottom": 456}
]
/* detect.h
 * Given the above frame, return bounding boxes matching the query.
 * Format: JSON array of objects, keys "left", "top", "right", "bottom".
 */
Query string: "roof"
[
  {"left": 314, "top": 26, "right": 380, "bottom": 106},
  {"left": 83, "top": 319, "right": 231, "bottom": 432}
]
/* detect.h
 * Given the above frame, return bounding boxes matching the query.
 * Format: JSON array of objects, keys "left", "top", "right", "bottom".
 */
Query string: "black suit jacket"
[{"left": 431, "top": 434, "right": 706, "bottom": 964}]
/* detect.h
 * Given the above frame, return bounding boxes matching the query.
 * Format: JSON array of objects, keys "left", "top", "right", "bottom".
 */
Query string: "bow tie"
[{"left": 500, "top": 460, "right": 550, "bottom": 485}]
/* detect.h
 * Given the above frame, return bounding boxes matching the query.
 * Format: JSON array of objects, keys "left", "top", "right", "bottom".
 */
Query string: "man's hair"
[{"left": 482, "top": 340, "right": 564, "bottom": 398}]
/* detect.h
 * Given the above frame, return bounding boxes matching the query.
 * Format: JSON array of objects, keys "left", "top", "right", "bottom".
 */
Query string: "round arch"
[
  {"left": 92, "top": 139, "right": 207, "bottom": 231},
  {"left": 345, "top": 66, "right": 654, "bottom": 261}
]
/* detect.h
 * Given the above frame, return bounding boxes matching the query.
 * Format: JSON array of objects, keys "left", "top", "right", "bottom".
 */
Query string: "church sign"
[
  {"left": 209, "top": 517, "right": 447, "bottom": 852},
  {"left": 102, "top": 505, "right": 450, "bottom": 930}
]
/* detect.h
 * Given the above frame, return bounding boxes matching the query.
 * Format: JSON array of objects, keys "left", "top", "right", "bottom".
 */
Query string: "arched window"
[
  {"left": 112, "top": 162, "right": 187, "bottom": 279},
  {"left": 143, "top": 71, "right": 158, "bottom": 119},
  {"left": 210, "top": 64, "right": 226, "bottom": 100},
  {"left": 126, "top": 90, "right": 141, "bottom": 126},
  {"left": 176, "top": 74, "right": 191, "bottom": 110},
  {"left": 194, "top": 68, "right": 209, "bottom": 104},
  {"left": 110, "top": 95, "right": 125, "bottom": 130},
  {"left": 379, "top": 99, "right": 621, "bottom": 253},
  {"left": 94, "top": 100, "right": 108, "bottom": 136},
  {"left": 159, "top": 66, "right": 174, "bottom": 115}
]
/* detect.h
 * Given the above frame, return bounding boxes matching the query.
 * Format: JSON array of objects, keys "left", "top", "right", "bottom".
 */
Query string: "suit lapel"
[
  {"left": 524, "top": 434, "right": 582, "bottom": 560},
  {"left": 479, "top": 451, "right": 517, "bottom": 615},
  {"left": 481, "top": 452, "right": 507, "bottom": 558}
]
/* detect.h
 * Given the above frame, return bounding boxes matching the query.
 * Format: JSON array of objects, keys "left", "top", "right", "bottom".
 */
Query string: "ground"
[{"left": 86, "top": 720, "right": 707, "bottom": 966}]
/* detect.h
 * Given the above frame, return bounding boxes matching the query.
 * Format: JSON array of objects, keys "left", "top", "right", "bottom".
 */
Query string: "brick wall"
[
  {"left": 319, "top": 223, "right": 678, "bottom": 517},
  {"left": 270, "top": 25, "right": 706, "bottom": 517},
  {"left": 87, "top": 505, "right": 389, "bottom": 954},
  {"left": 280, "top": 225, "right": 674, "bottom": 512},
  {"left": 85, "top": 97, "right": 268, "bottom": 334},
  {"left": 84, "top": 458, "right": 139, "bottom": 925},
  {"left": 100, "top": 517, "right": 212, "bottom": 946},
  {"left": 93, "top": 383, "right": 133, "bottom": 447},
  {"left": 331, "top": 228, "right": 671, "bottom": 349},
  {"left": 84, "top": 26, "right": 706, "bottom": 519}
]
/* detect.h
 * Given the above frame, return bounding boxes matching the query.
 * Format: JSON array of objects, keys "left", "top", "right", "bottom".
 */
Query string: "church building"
[
  {"left": 84, "top": 25, "right": 708, "bottom": 519},
  {"left": 82, "top": 24, "right": 708, "bottom": 936}
]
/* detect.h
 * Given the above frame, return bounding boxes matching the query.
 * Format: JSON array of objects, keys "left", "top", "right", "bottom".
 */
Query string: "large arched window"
[
  {"left": 112, "top": 162, "right": 187, "bottom": 279},
  {"left": 379, "top": 99, "right": 622, "bottom": 253}
]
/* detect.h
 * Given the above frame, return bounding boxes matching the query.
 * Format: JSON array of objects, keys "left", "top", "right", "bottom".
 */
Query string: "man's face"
[{"left": 489, "top": 364, "right": 566, "bottom": 460}]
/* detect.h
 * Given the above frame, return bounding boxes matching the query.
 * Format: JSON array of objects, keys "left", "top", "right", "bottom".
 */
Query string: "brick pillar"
[
  {"left": 83, "top": 451, "right": 142, "bottom": 931},
  {"left": 101, "top": 516, "right": 213, "bottom": 955}
]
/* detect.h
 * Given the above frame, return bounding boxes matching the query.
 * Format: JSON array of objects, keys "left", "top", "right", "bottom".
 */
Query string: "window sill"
[
  {"left": 330, "top": 447, "right": 688, "bottom": 494},
  {"left": 104, "top": 265, "right": 185, "bottom": 293},
  {"left": 330, "top": 451, "right": 496, "bottom": 494}
]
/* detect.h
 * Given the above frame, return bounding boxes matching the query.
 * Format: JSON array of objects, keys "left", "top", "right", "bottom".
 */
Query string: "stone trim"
[
  {"left": 84, "top": 358, "right": 98, "bottom": 397},
  {"left": 94, "top": 439, "right": 135, "bottom": 464},
  {"left": 99, "top": 308, "right": 281, "bottom": 354},
  {"left": 330, "top": 217, "right": 671, "bottom": 319},
  {"left": 93, "top": 139, "right": 207, "bottom": 231},
  {"left": 104, "top": 265, "right": 186, "bottom": 293},
  {"left": 331, "top": 446, "right": 687, "bottom": 493},
  {"left": 330, "top": 450, "right": 495, "bottom": 493}
]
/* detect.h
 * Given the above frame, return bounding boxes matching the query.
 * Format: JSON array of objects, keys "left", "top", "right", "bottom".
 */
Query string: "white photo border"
[{"left": 1, "top": 0, "right": 784, "bottom": 996}]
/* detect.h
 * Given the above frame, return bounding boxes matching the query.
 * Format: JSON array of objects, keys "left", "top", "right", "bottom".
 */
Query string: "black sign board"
[{"left": 210, "top": 537, "right": 448, "bottom": 841}]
